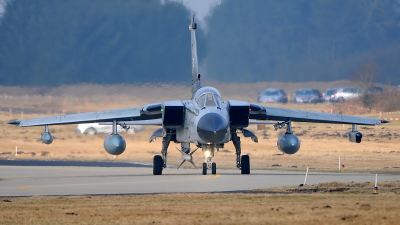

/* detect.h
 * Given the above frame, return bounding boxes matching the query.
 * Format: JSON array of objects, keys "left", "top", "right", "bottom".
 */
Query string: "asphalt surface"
[
  {"left": 0, "top": 159, "right": 151, "bottom": 168},
  {"left": 0, "top": 160, "right": 398, "bottom": 197}
]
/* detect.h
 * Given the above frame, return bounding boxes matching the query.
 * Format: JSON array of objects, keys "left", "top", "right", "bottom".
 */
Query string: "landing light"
[{"left": 204, "top": 150, "right": 211, "bottom": 158}]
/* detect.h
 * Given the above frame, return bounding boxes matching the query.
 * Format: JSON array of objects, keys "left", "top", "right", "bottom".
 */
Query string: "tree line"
[{"left": 0, "top": 0, "right": 399, "bottom": 86}]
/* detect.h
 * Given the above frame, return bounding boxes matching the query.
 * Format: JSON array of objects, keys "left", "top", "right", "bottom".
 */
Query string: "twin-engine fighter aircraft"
[{"left": 9, "top": 17, "right": 387, "bottom": 175}]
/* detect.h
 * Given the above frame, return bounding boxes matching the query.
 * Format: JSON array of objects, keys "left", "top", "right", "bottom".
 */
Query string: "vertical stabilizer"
[{"left": 189, "top": 16, "right": 202, "bottom": 99}]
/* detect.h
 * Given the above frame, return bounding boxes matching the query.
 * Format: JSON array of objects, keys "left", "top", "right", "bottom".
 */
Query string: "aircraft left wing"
[
  {"left": 8, "top": 103, "right": 163, "bottom": 127},
  {"left": 249, "top": 104, "right": 385, "bottom": 125}
]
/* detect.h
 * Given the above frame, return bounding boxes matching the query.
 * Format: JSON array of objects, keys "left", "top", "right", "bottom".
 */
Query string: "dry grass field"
[
  {"left": 1, "top": 82, "right": 400, "bottom": 224},
  {"left": 1, "top": 181, "right": 400, "bottom": 225}
]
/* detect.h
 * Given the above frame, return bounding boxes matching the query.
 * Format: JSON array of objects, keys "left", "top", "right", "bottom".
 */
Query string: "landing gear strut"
[
  {"left": 161, "top": 131, "right": 172, "bottom": 168},
  {"left": 232, "top": 130, "right": 250, "bottom": 174},
  {"left": 153, "top": 130, "right": 172, "bottom": 175}
]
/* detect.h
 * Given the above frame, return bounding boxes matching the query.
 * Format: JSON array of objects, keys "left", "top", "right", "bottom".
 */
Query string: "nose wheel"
[
  {"left": 202, "top": 160, "right": 217, "bottom": 175},
  {"left": 202, "top": 162, "right": 207, "bottom": 175},
  {"left": 211, "top": 162, "right": 216, "bottom": 175}
]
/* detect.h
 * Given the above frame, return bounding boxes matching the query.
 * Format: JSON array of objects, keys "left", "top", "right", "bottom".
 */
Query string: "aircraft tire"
[
  {"left": 212, "top": 162, "right": 217, "bottom": 175},
  {"left": 241, "top": 155, "right": 250, "bottom": 174},
  {"left": 202, "top": 162, "right": 207, "bottom": 175},
  {"left": 153, "top": 155, "right": 163, "bottom": 175}
]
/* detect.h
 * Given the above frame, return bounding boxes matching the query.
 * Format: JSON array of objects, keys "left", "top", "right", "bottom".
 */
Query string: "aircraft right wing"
[{"left": 249, "top": 104, "right": 385, "bottom": 125}]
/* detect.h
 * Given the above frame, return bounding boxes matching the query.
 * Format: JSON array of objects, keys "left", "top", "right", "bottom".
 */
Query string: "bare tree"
[{"left": 351, "top": 60, "right": 381, "bottom": 111}]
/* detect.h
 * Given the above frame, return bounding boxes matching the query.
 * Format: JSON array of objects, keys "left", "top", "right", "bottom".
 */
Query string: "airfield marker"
[
  {"left": 15, "top": 146, "right": 18, "bottom": 157},
  {"left": 114, "top": 155, "right": 118, "bottom": 160},
  {"left": 374, "top": 174, "right": 379, "bottom": 194},
  {"left": 303, "top": 167, "right": 308, "bottom": 185}
]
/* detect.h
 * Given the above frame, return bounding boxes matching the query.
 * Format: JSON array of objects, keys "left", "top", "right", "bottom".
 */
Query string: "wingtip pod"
[
  {"left": 380, "top": 119, "right": 389, "bottom": 124},
  {"left": 8, "top": 120, "right": 21, "bottom": 125}
]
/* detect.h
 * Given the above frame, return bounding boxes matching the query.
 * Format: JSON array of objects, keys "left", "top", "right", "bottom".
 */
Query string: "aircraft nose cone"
[{"left": 197, "top": 113, "right": 227, "bottom": 143}]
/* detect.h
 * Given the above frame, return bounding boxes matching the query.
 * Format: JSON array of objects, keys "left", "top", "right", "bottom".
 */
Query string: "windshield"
[
  {"left": 296, "top": 90, "right": 313, "bottom": 95},
  {"left": 326, "top": 89, "right": 336, "bottom": 95},
  {"left": 194, "top": 87, "right": 222, "bottom": 108},
  {"left": 263, "top": 90, "right": 280, "bottom": 96}
]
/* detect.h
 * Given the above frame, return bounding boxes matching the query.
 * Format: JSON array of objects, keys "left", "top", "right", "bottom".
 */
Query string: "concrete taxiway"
[{"left": 1, "top": 160, "right": 398, "bottom": 197}]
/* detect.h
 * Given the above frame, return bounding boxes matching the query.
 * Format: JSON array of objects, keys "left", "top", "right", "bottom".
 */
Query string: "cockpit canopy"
[{"left": 194, "top": 87, "right": 222, "bottom": 108}]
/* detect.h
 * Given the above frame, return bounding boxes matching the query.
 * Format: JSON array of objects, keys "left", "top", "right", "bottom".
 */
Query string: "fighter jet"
[{"left": 9, "top": 17, "right": 387, "bottom": 175}]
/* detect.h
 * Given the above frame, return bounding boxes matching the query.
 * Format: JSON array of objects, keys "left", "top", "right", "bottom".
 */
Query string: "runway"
[{"left": 1, "top": 160, "right": 398, "bottom": 197}]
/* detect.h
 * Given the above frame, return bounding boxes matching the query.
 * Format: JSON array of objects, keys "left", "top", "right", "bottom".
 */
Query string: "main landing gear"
[
  {"left": 153, "top": 131, "right": 172, "bottom": 175},
  {"left": 152, "top": 129, "right": 251, "bottom": 176},
  {"left": 232, "top": 130, "right": 250, "bottom": 174}
]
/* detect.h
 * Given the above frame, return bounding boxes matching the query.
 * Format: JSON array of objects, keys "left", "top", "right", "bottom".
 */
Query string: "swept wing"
[
  {"left": 250, "top": 105, "right": 383, "bottom": 125},
  {"left": 9, "top": 103, "right": 163, "bottom": 127}
]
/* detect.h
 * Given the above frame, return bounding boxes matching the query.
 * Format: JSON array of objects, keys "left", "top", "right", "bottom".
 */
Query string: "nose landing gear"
[{"left": 202, "top": 145, "right": 217, "bottom": 175}]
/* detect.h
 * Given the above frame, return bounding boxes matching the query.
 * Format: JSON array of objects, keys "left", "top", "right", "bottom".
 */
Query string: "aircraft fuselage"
[{"left": 176, "top": 100, "right": 230, "bottom": 144}]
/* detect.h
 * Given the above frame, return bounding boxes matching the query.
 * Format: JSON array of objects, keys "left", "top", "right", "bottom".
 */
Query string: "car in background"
[
  {"left": 323, "top": 88, "right": 338, "bottom": 102},
  {"left": 257, "top": 88, "right": 288, "bottom": 103},
  {"left": 293, "top": 89, "right": 324, "bottom": 103},
  {"left": 329, "top": 87, "right": 363, "bottom": 102},
  {"left": 76, "top": 123, "right": 145, "bottom": 135}
]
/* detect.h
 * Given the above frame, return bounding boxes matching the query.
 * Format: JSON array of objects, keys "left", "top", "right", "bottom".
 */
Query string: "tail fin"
[{"left": 189, "top": 16, "right": 202, "bottom": 99}]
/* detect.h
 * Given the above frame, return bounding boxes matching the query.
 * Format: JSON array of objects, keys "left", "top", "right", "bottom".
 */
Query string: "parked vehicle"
[
  {"left": 257, "top": 88, "right": 288, "bottom": 103},
  {"left": 293, "top": 89, "right": 324, "bottom": 103},
  {"left": 323, "top": 88, "right": 338, "bottom": 102},
  {"left": 76, "top": 123, "right": 145, "bottom": 135},
  {"left": 329, "top": 87, "right": 363, "bottom": 102}
]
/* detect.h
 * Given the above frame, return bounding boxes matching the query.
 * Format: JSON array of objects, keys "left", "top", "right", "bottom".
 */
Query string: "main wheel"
[
  {"left": 202, "top": 162, "right": 207, "bottom": 175},
  {"left": 241, "top": 155, "right": 250, "bottom": 174},
  {"left": 211, "top": 162, "right": 217, "bottom": 175},
  {"left": 153, "top": 155, "right": 163, "bottom": 175}
]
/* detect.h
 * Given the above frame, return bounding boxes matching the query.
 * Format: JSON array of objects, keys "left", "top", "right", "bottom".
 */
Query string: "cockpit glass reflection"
[
  {"left": 214, "top": 95, "right": 221, "bottom": 108},
  {"left": 205, "top": 93, "right": 216, "bottom": 107},
  {"left": 194, "top": 87, "right": 222, "bottom": 109},
  {"left": 196, "top": 94, "right": 206, "bottom": 108}
]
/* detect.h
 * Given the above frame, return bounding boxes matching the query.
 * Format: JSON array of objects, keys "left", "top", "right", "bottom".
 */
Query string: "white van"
[{"left": 75, "top": 123, "right": 145, "bottom": 135}]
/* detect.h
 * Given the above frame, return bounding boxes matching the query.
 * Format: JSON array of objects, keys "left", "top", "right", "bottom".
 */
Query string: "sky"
[
  {"left": 0, "top": 0, "right": 224, "bottom": 27},
  {"left": 0, "top": 0, "right": 5, "bottom": 16},
  {"left": 160, "top": 0, "right": 222, "bottom": 32}
]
